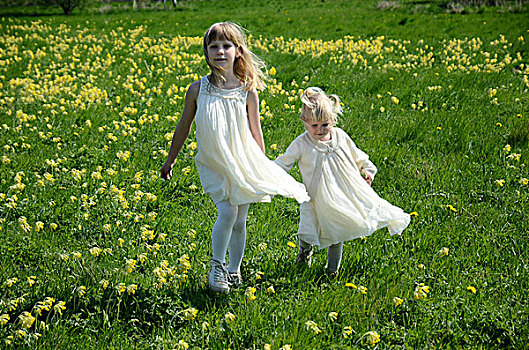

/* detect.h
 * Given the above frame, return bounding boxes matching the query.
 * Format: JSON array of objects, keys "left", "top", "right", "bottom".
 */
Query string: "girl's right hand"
[{"left": 160, "top": 160, "right": 174, "bottom": 180}]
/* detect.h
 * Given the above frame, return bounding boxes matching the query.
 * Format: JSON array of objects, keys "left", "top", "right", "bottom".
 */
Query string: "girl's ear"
[{"left": 235, "top": 46, "right": 242, "bottom": 58}]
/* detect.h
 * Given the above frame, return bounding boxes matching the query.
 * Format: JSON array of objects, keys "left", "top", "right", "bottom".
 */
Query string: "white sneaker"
[{"left": 207, "top": 260, "right": 229, "bottom": 293}]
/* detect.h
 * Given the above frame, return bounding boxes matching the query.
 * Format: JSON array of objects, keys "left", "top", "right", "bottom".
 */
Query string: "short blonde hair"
[
  {"left": 300, "top": 87, "right": 342, "bottom": 124},
  {"left": 203, "top": 22, "right": 266, "bottom": 91}
]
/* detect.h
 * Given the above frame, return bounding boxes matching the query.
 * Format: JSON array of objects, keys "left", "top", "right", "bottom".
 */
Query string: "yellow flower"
[
  {"left": 175, "top": 340, "right": 189, "bottom": 349},
  {"left": 520, "top": 178, "right": 528, "bottom": 186},
  {"left": 116, "top": 283, "right": 127, "bottom": 295},
  {"left": 467, "top": 286, "right": 477, "bottom": 294},
  {"left": 224, "top": 312, "right": 236, "bottom": 323},
  {"left": 245, "top": 287, "right": 257, "bottom": 301},
  {"left": 78, "top": 286, "right": 87, "bottom": 297},
  {"left": 201, "top": 321, "right": 209, "bottom": 330},
  {"left": 495, "top": 179, "right": 505, "bottom": 187},
  {"left": 409, "top": 211, "right": 418, "bottom": 217},
  {"left": 266, "top": 285, "right": 275, "bottom": 293},
  {"left": 343, "top": 326, "right": 353, "bottom": 338},
  {"left": 100, "top": 279, "right": 110, "bottom": 289},
  {"left": 436, "top": 126, "right": 442, "bottom": 130},
  {"left": 269, "top": 143, "right": 278, "bottom": 151},
  {"left": 287, "top": 241, "right": 296, "bottom": 248},
  {"left": 358, "top": 285, "right": 367, "bottom": 294},
  {"left": 269, "top": 67, "right": 277, "bottom": 76},
  {"left": 446, "top": 204, "right": 457, "bottom": 212},
  {"left": 503, "top": 144, "right": 511, "bottom": 152},
  {"left": 304, "top": 320, "right": 322, "bottom": 335},
  {"left": 414, "top": 283, "right": 430, "bottom": 300},
  {"left": 496, "top": 122, "right": 502, "bottom": 127},
  {"left": 182, "top": 307, "right": 198, "bottom": 321},
  {"left": 437, "top": 247, "right": 449, "bottom": 257},
  {"left": 126, "top": 284, "right": 138, "bottom": 295},
  {"left": 53, "top": 301, "right": 66, "bottom": 316},
  {"left": 328, "top": 312, "right": 338, "bottom": 322},
  {"left": 258, "top": 242, "right": 267, "bottom": 251},
  {"left": 345, "top": 282, "right": 357, "bottom": 289},
  {"left": 365, "top": 331, "right": 380, "bottom": 346},
  {"left": 0, "top": 314, "right": 10, "bottom": 326},
  {"left": 18, "top": 311, "right": 35, "bottom": 329},
  {"left": 90, "top": 247, "right": 102, "bottom": 257},
  {"left": 393, "top": 296, "right": 404, "bottom": 307}
]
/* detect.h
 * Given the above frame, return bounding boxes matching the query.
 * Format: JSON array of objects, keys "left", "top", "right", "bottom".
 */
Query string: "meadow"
[{"left": 0, "top": 0, "right": 528, "bottom": 348}]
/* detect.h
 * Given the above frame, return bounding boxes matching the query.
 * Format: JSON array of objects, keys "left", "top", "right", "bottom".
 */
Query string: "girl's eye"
[
  {"left": 311, "top": 124, "right": 318, "bottom": 128},
  {"left": 209, "top": 44, "right": 218, "bottom": 49},
  {"left": 224, "top": 44, "right": 232, "bottom": 49},
  {"left": 322, "top": 124, "right": 329, "bottom": 127}
]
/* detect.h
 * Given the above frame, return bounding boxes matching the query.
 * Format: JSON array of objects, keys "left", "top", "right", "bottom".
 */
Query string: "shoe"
[
  {"left": 228, "top": 272, "right": 243, "bottom": 289},
  {"left": 296, "top": 245, "right": 313, "bottom": 267},
  {"left": 207, "top": 260, "right": 229, "bottom": 293},
  {"left": 326, "top": 268, "right": 339, "bottom": 279}
]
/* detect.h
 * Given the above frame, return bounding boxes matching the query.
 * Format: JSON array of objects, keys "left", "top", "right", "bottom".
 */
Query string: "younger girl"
[
  {"left": 275, "top": 87, "right": 410, "bottom": 276},
  {"left": 160, "top": 23, "right": 309, "bottom": 293}
]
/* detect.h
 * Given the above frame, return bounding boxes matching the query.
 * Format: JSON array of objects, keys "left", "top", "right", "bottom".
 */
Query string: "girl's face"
[
  {"left": 206, "top": 39, "right": 239, "bottom": 71},
  {"left": 302, "top": 116, "right": 333, "bottom": 141}
]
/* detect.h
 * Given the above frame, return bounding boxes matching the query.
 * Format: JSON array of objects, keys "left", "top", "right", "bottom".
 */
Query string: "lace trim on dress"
[{"left": 201, "top": 76, "right": 246, "bottom": 100}]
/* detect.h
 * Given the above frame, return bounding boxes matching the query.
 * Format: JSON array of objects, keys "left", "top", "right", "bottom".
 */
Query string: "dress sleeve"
[
  {"left": 274, "top": 136, "right": 303, "bottom": 172},
  {"left": 341, "top": 128, "right": 377, "bottom": 179}
]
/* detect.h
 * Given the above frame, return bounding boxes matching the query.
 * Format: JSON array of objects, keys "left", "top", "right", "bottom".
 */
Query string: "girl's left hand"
[{"left": 363, "top": 174, "right": 373, "bottom": 186}]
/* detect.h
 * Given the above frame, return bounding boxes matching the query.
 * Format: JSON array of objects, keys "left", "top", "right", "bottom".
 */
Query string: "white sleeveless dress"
[{"left": 194, "top": 76, "right": 310, "bottom": 205}]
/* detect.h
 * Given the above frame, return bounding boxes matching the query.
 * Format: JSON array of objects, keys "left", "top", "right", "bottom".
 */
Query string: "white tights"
[{"left": 211, "top": 200, "right": 249, "bottom": 274}]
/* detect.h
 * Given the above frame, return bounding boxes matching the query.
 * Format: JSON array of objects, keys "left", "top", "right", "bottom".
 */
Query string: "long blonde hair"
[
  {"left": 300, "top": 87, "right": 342, "bottom": 124},
  {"left": 203, "top": 22, "right": 266, "bottom": 91}
]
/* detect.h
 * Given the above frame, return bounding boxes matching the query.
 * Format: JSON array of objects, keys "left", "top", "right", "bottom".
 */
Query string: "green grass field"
[{"left": 1, "top": 0, "right": 528, "bottom": 348}]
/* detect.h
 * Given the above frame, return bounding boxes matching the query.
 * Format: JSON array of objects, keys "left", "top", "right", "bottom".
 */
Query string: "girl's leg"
[
  {"left": 327, "top": 242, "right": 343, "bottom": 273},
  {"left": 227, "top": 203, "right": 250, "bottom": 274},
  {"left": 211, "top": 200, "right": 239, "bottom": 264}
]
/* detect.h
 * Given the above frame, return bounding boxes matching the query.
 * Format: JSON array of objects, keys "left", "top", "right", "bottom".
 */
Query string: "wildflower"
[
  {"left": 270, "top": 144, "right": 278, "bottom": 151},
  {"left": 287, "top": 241, "right": 296, "bottom": 248},
  {"left": 176, "top": 340, "right": 189, "bottom": 349},
  {"left": 305, "top": 320, "right": 322, "bottom": 335},
  {"left": 50, "top": 223, "right": 58, "bottom": 230},
  {"left": 467, "top": 286, "right": 477, "bottom": 294},
  {"left": 181, "top": 166, "right": 191, "bottom": 175},
  {"left": 15, "top": 330, "right": 26, "bottom": 338},
  {"left": 410, "top": 211, "right": 418, "bottom": 217},
  {"left": 266, "top": 285, "right": 276, "bottom": 293},
  {"left": 496, "top": 122, "right": 502, "bottom": 127},
  {"left": 224, "top": 312, "right": 236, "bottom": 323},
  {"left": 53, "top": 301, "right": 66, "bottom": 316},
  {"left": 201, "top": 321, "right": 209, "bottom": 330},
  {"left": 118, "top": 238, "right": 125, "bottom": 247},
  {"left": 343, "top": 326, "right": 353, "bottom": 338},
  {"left": 245, "top": 287, "right": 257, "bottom": 301},
  {"left": 391, "top": 96, "right": 399, "bottom": 104},
  {"left": 503, "top": 144, "right": 511, "bottom": 152},
  {"left": 358, "top": 285, "right": 368, "bottom": 294},
  {"left": 417, "top": 263, "right": 425, "bottom": 269},
  {"left": 328, "top": 312, "right": 338, "bottom": 322},
  {"left": 90, "top": 247, "right": 102, "bottom": 257},
  {"left": 125, "top": 259, "right": 137, "bottom": 273},
  {"left": 269, "top": 67, "right": 276, "bottom": 75},
  {"left": 19, "top": 311, "right": 35, "bottom": 328},
  {"left": 4, "top": 277, "right": 17, "bottom": 287},
  {"left": 380, "top": 106, "right": 385, "bottom": 112},
  {"left": 35, "top": 221, "right": 44, "bottom": 232},
  {"left": 436, "top": 126, "right": 442, "bottom": 130},
  {"left": 437, "top": 247, "right": 449, "bottom": 257},
  {"left": 116, "top": 283, "right": 127, "bottom": 295},
  {"left": 520, "top": 178, "right": 528, "bottom": 186},
  {"left": 18, "top": 216, "right": 31, "bottom": 233},
  {"left": 365, "top": 331, "right": 380, "bottom": 346},
  {"left": 258, "top": 242, "right": 267, "bottom": 251},
  {"left": 279, "top": 345, "right": 292, "bottom": 350},
  {"left": 446, "top": 204, "right": 457, "bottom": 212},
  {"left": 182, "top": 307, "right": 198, "bottom": 321},
  {"left": 393, "top": 297, "right": 403, "bottom": 307},
  {"left": 495, "top": 179, "right": 505, "bottom": 187},
  {"left": 345, "top": 282, "right": 357, "bottom": 289},
  {"left": 414, "top": 283, "right": 429, "bottom": 300},
  {"left": 0, "top": 314, "right": 9, "bottom": 326},
  {"left": 100, "top": 279, "right": 110, "bottom": 289},
  {"left": 78, "top": 286, "right": 87, "bottom": 297},
  {"left": 126, "top": 284, "right": 138, "bottom": 295},
  {"left": 264, "top": 344, "right": 271, "bottom": 350}
]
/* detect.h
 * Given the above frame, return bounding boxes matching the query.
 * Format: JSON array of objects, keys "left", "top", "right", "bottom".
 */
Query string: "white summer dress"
[
  {"left": 275, "top": 127, "right": 410, "bottom": 249},
  {"left": 194, "top": 76, "right": 310, "bottom": 205}
]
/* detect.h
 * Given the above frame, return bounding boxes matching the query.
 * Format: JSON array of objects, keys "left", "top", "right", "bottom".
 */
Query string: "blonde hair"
[
  {"left": 203, "top": 22, "right": 266, "bottom": 91},
  {"left": 300, "top": 87, "right": 342, "bottom": 124}
]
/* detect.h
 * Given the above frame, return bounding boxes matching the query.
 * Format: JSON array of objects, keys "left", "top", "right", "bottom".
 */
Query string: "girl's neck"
[{"left": 209, "top": 72, "right": 241, "bottom": 90}]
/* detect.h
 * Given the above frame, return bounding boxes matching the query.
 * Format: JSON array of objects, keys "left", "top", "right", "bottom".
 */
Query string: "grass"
[{"left": 0, "top": 0, "right": 528, "bottom": 348}]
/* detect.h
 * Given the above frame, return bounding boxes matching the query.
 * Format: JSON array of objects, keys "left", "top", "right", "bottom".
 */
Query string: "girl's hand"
[
  {"left": 363, "top": 174, "right": 373, "bottom": 186},
  {"left": 160, "top": 160, "right": 174, "bottom": 180}
]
